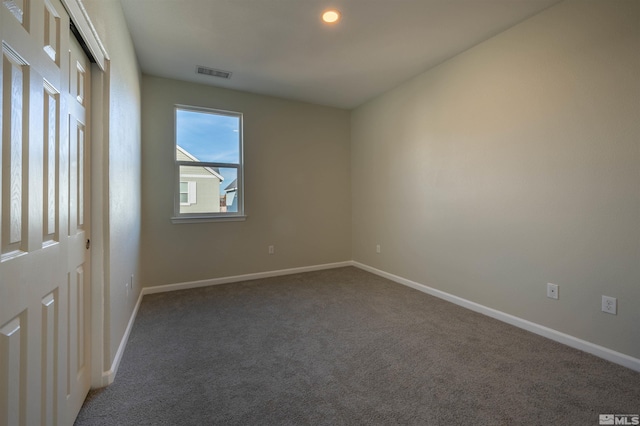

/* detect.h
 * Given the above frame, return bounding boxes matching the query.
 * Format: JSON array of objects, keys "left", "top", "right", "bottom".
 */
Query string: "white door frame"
[{"left": 60, "top": 0, "right": 111, "bottom": 389}]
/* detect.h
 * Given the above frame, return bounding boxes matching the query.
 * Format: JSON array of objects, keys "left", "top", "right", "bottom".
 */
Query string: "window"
[
  {"left": 179, "top": 181, "right": 196, "bottom": 205},
  {"left": 172, "top": 106, "right": 244, "bottom": 223}
]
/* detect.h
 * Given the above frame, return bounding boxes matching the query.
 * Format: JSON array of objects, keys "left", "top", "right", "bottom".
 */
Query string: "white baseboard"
[
  {"left": 353, "top": 261, "right": 640, "bottom": 373},
  {"left": 141, "top": 261, "right": 354, "bottom": 295},
  {"left": 101, "top": 289, "right": 145, "bottom": 385}
]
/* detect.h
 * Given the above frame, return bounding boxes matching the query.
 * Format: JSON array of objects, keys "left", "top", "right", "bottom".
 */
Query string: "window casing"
[{"left": 172, "top": 105, "right": 245, "bottom": 223}]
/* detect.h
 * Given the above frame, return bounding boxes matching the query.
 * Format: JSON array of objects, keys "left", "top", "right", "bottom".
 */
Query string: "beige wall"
[
  {"left": 351, "top": 1, "right": 640, "bottom": 359},
  {"left": 82, "top": 0, "right": 142, "bottom": 368},
  {"left": 141, "top": 76, "right": 351, "bottom": 287}
]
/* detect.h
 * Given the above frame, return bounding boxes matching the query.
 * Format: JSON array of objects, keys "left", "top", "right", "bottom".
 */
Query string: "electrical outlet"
[
  {"left": 602, "top": 296, "right": 617, "bottom": 315},
  {"left": 376, "top": 244, "right": 381, "bottom": 254},
  {"left": 546, "top": 283, "right": 559, "bottom": 299},
  {"left": 268, "top": 245, "right": 275, "bottom": 255}
]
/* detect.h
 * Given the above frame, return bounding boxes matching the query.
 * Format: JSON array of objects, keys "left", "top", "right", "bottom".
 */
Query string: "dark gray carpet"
[{"left": 75, "top": 267, "right": 640, "bottom": 425}]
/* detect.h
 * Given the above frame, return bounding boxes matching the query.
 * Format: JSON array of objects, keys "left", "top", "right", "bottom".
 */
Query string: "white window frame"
[{"left": 171, "top": 105, "right": 245, "bottom": 223}]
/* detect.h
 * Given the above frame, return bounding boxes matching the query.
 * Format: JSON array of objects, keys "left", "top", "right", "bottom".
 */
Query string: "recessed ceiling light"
[{"left": 322, "top": 9, "right": 341, "bottom": 24}]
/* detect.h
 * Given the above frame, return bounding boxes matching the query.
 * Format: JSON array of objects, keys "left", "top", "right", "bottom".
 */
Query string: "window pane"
[
  {"left": 179, "top": 165, "right": 221, "bottom": 214},
  {"left": 174, "top": 106, "right": 243, "bottom": 220},
  {"left": 176, "top": 109, "right": 240, "bottom": 164},
  {"left": 218, "top": 168, "right": 239, "bottom": 213}
]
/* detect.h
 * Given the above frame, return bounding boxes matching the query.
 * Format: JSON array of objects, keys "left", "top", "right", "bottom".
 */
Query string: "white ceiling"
[{"left": 120, "top": 0, "right": 560, "bottom": 109}]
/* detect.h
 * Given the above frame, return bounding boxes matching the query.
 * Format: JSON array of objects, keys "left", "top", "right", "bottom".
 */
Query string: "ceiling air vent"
[{"left": 196, "top": 66, "right": 232, "bottom": 79}]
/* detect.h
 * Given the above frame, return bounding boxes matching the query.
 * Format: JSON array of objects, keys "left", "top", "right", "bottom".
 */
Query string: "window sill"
[{"left": 171, "top": 215, "right": 247, "bottom": 224}]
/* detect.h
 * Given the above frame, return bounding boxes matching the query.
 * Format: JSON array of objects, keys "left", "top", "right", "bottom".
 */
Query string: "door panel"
[
  {"left": 1, "top": 46, "right": 26, "bottom": 256},
  {"left": 0, "top": 312, "right": 27, "bottom": 425},
  {"left": 66, "top": 33, "right": 90, "bottom": 421},
  {"left": 43, "top": 80, "right": 59, "bottom": 244},
  {"left": 0, "top": 0, "right": 91, "bottom": 423},
  {"left": 41, "top": 289, "right": 59, "bottom": 426}
]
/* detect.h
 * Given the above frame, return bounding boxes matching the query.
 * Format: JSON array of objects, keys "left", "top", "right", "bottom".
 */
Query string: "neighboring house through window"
[
  {"left": 224, "top": 178, "right": 238, "bottom": 211},
  {"left": 172, "top": 106, "right": 245, "bottom": 223}
]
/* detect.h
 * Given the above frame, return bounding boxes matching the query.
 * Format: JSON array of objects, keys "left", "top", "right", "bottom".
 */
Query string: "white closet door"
[{"left": 0, "top": 0, "right": 92, "bottom": 423}]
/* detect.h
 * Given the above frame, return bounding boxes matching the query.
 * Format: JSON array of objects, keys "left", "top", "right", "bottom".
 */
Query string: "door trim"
[
  {"left": 89, "top": 60, "right": 110, "bottom": 387},
  {"left": 60, "top": 0, "right": 108, "bottom": 70}
]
